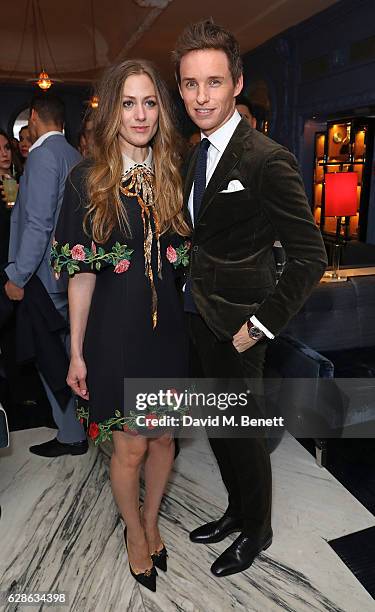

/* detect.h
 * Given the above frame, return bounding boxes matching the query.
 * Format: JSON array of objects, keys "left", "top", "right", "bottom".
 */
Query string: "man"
[
  {"left": 5, "top": 94, "right": 87, "bottom": 457},
  {"left": 235, "top": 94, "right": 257, "bottom": 129},
  {"left": 173, "top": 20, "right": 327, "bottom": 577}
]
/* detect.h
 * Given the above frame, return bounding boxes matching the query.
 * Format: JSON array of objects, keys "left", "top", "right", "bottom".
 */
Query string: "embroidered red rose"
[
  {"left": 114, "top": 259, "right": 131, "bottom": 273},
  {"left": 145, "top": 413, "right": 158, "bottom": 429},
  {"left": 71, "top": 244, "right": 86, "bottom": 261},
  {"left": 88, "top": 422, "right": 99, "bottom": 439},
  {"left": 79, "top": 418, "right": 84, "bottom": 424},
  {"left": 91, "top": 241, "right": 97, "bottom": 254},
  {"left": 166, "top": 246, "right": 177, "bottom": 263}
]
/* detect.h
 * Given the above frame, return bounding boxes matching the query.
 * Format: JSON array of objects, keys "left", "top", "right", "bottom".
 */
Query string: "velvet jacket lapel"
[{"left": 183, "top": 119, "right": 255, "bottom": 226}]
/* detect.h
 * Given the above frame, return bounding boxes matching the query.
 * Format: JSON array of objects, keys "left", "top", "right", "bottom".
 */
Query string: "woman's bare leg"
[
  {"left": 110, "top": 431, "right": 151, "bottom": 573},
  {"left": 142, "top": 434, "right": 175, "bottom": 554}
]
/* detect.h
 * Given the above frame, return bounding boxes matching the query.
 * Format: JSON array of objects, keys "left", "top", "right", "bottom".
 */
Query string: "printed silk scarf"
[{"left": 120, "top": 165, "right": 161, "bottom": 329}]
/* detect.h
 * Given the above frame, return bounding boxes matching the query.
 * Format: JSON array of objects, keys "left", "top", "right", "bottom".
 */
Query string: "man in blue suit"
[{"left": 4, "top": 95, "right": 87, "bottom": 456}]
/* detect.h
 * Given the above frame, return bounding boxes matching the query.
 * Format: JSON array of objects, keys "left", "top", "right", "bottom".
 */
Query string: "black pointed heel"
[
  {"left": 151, "top": 545, "right": 168, "bottom": 572},
  {"left": 139, "top": 504, "right": 168, "bottom": 572},
  {"left": 124, "top": 526, "right": 157, "bottom": 592}
]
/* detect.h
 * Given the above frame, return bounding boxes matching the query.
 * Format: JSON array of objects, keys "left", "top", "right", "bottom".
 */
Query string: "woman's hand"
[
  {"left": 67, "top": 356, "right": 89, "bottom": 400},
  {"left": 1, "top": 174, "right": 18, "bottom": 206}
]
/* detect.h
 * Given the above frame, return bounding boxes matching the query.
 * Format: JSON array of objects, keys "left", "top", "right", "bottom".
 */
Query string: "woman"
[
  {"left": 52, "top": 60, "right": 190, "bottom": 592},
  {"left": 0, "top": 130, "right": 21, "bottom": 409},
  {"left": 18, "top": 125, "right": 32, "bottom": 167},
  {"left": 0, "top": 130, "right": 16, "bottom": 266}
]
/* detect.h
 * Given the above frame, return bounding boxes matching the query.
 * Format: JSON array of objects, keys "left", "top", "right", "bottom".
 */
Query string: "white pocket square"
[{"left": 219, "top": 180, "right": 245, "bottom": 193}]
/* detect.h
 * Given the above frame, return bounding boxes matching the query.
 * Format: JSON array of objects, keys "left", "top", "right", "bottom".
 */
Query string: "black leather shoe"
[
  {"left": 189, "top": 515, "right": 243, "bottom": 544},
  {"left": 29, "top": 437, "right": 88, "bottom": 457},
  {"left": 211, "top": 530, "right": 273, "bottom": 577}
]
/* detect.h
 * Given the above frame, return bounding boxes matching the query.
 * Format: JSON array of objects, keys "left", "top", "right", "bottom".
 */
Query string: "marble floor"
[{"left": 0, "top": 428, "right": 374, "bottom": 612}]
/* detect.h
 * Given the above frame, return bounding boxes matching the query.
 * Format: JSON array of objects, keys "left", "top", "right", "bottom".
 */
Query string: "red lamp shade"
[{"left": 324, "top": 172, "right": 358, "bottom": 217}]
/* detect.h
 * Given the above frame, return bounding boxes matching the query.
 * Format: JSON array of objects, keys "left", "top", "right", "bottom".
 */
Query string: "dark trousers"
[{"left": 187, "top": 313, "right": 272, "bottom": 537}]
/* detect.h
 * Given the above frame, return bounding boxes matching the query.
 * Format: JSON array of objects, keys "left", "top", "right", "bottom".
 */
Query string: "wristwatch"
[{"left": 246, "top": 321, "right": 265, "bottom": 341}]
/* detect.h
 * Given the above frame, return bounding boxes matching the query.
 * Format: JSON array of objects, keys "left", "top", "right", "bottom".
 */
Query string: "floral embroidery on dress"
[
  {"left": 51, "top": 240, "right": 134, "bottom": 278},
  {"left": 76, "top": 391, "right": 188, "bottom": 446},
  {"left": 166, "top": 241, "right": 191, "bottom": 268}
]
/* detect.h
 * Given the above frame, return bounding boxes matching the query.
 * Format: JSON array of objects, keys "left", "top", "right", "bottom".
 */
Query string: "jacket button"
[{"left": 193, "top": 245, "right": 199, "bottom": 252}]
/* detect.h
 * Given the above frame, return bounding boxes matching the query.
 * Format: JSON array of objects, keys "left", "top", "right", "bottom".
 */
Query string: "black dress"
[{"left": 52, "top": 160, "right": 190, "bottom": 444}]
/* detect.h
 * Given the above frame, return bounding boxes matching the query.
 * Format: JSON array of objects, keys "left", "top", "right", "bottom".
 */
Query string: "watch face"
[{"left": 249, "top": 325, "right": 263, "bottom": 340}]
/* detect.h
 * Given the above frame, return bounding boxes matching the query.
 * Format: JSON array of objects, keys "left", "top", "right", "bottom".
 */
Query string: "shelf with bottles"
[
  {"left": 312, "top": 132, "right": 325, "bottom": 226},
  {"left": 312, "top": 118, "right": 374, "bottom": 241}
]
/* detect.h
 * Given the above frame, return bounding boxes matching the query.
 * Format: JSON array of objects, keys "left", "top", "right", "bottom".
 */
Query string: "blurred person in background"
[
  {"left": 0, "top": 130, "right": 18, "bottom": 266},
  {"left": 4, "top": 94, "right": 86, "bottom": 457},
  {"left": 18, "top": 125, "right": 32, "bottom": 169},
  {"left": 78, "top": 113, "right": 95, "bottom": 158},
  {"left": 0, "top": 131, "right": 21, "bottom": 413},
  {"left": 235, "top": 94, "right": 257, "bottom": 129}
]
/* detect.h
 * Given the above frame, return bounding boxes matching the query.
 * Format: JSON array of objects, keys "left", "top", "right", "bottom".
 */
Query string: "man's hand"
[
  {"left": 5, "top": 280, "right": 24, "bottom": 301},
  {"left": 232, "top": 322, "right": 258, "bottom": 353}
]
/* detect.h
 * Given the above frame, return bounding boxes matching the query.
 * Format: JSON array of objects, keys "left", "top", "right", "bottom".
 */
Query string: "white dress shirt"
[
  {"left": 188, "top": 110, "right": 274, "bottom": 339},
  {"left": 28, "top": 130, "right": 64, "bottom": 153},
  {"left": 187, "top": 110, "right": 242, "bottom": 224}
]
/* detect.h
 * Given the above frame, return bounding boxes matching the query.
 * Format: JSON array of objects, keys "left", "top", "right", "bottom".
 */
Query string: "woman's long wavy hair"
[{"left": 85, "top": 59, "right": 190, "bottom": 243}]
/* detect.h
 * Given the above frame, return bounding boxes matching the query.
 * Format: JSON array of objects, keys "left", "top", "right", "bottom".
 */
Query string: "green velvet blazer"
[{"left": 184, "top": 118, "right": 328, "bottom": 341}]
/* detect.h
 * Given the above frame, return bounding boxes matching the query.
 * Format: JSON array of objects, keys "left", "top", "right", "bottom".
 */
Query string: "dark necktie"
[
  {"left": 184, "top": 138, "right": 210, "bottom": 313},
  {"left": 193, "top": 138, "right": 210, "bottom": 221}
]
